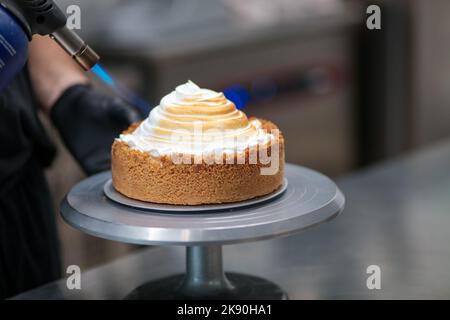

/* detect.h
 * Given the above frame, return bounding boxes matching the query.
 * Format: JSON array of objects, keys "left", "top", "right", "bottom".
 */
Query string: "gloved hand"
[{"left": 50, "top": 84, "right": 143, "bottom": 175}]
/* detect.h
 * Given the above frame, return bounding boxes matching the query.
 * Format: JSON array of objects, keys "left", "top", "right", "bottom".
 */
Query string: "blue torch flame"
[{"left": 91, "top": 63, "right": 151, "bottom": 115}]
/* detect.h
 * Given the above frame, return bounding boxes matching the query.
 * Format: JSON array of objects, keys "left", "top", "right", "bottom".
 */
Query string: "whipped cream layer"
[{"left": 119, "top": 81, "right": 274, "bottom": 156}]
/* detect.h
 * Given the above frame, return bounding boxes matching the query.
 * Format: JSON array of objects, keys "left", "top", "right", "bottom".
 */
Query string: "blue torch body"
[
  {"left": 0, "top": 5, "right": 28, "bottom": 92},
  {"left": 0, "top": 0, "right": 99, "bottom": 93}
]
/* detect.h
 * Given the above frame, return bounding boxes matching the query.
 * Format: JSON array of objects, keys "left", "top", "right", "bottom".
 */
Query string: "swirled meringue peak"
[{"left": 119, "top": 81, "right": 274, "bottom": 157}]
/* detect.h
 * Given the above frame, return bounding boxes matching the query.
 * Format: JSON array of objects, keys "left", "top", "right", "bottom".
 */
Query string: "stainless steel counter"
[{"left": 13, "top": 140, "right": 450, "bottom": 299}]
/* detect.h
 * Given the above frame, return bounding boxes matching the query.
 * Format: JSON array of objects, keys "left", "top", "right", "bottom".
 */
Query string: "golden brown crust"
[{"left": 111, "top": 118, "right": 285, "bottom": 205}]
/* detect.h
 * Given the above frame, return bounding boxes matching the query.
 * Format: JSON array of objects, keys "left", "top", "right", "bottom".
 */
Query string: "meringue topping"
[{"left": 119, "top": 81, "right": 273, "bottom": 156}]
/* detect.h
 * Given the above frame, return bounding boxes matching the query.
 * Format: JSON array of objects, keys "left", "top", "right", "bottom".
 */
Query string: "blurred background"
[{"left": 44, "top": 0, "right": 450, "bottom": 271}]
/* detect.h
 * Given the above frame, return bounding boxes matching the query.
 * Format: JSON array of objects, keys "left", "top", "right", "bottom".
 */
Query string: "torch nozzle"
[{"left": 50, "top": 26, "right": 99, "bottom": 71}]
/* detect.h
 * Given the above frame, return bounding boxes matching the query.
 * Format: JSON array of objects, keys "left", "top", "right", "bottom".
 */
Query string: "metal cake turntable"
[{"left": 60, "top": 164, "right": 345, "bottom": 299}]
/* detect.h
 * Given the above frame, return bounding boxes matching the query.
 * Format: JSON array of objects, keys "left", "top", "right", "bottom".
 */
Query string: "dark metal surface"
[{"left": 13, "top": 141, "right": 450, "bottom": 299}]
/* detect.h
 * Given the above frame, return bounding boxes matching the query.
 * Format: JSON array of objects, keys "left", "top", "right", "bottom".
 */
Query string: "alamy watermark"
[
  {"left": 149, "top": 123, "right": 281, "bottom": 176},
  {"left": 66, "top": 265, "right": 81, "bottom": 290},
  {"left": 366, "top": 5, "right": 381, "bottom": 30},
  {"left": 65, "top": 5, "right": 81, "bottom": 30},
  {"left": 366, "top": 265, "right": 381, "bottom": 290}
]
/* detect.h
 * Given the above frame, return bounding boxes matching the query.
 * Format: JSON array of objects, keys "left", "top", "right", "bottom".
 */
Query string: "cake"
[{"left": 111, "top": 81, "right": 285, "bottom": 205}]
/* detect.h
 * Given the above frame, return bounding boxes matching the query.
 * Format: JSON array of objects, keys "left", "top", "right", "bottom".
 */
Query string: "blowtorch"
[{"left": 0, "top": 0, "right": 99, "bottom": 92}]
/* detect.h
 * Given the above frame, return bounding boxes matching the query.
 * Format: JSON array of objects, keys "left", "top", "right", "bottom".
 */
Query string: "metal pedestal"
[
  {"left": 60, "top": 164, "right": 345, "bottom": 300},
  {"left": 126, "top": 245, "right": 287, "bottom": 300}
]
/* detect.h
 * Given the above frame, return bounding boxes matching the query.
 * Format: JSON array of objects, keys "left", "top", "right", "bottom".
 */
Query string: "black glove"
[{"left": 51, "top": 84, "right": 143, "bottom": 175}]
